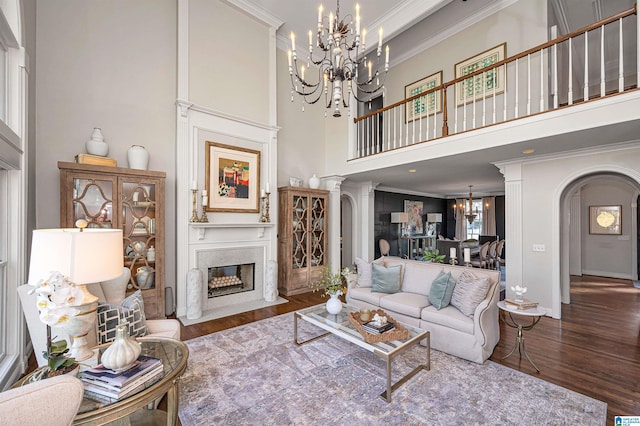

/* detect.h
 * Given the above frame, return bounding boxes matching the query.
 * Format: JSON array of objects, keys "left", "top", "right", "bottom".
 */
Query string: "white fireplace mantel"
[{"left": 190, "top": 222, "right": 275, "bottom": 240}]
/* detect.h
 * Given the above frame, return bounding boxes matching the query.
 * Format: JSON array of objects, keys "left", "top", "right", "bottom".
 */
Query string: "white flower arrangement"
[{"left": 32, "top": 271, "right": 87, "bottom": 327}]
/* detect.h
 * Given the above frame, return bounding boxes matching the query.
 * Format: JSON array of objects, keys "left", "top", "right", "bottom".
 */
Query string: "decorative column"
[
  {"left": 323, "top": 175, "right": 346, "bottom": 274},
  {"left": 359, "top": 181, "right": 379, "bottom": 261},
  {"left": 499, "top": 163, "right": 523, "bottom": 300}
]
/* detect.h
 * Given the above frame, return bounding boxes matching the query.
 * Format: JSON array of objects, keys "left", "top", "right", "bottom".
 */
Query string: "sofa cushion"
[
  {"left": 401, "top": 262, "right": 442, "bottom": 295},
  {"left": 379, "top": 292, "right": 430, "bottom": 318},
  {"left": 97, "top": 290, "right": 148, "bottom": 344},
  {"left": 450, "top": 274, "right": 490, "bottom": 317},
  {"left": 428, "top": 270, "right": 455, "bottom": 310},
  {"left": 421, "top": 305, "right": 474, "bottom": 334},
  {"left": 355, "top": 257, "right": 384, "bottom": 288},
  {"left": 372, "top": 263, "right": 402, "bottom": 293},
  {"left": 348, "top": 287, "right": 386, "bottom": 306}
]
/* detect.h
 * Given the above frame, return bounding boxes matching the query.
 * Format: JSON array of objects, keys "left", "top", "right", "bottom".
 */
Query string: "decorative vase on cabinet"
[
  {"left": 127, "top": 145, "right": 149, "bottom": 170},
  {"left": 58, "top": 161, "right": 166, "bottom": 319}
]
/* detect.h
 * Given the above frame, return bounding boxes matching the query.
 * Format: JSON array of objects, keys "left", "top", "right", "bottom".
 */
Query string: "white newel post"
[
  {"left": 323, "top": 176, "right": 346, "bottom": 273},
  {"left": 186, "top": 268, "right": 203, "bottom": 320}
]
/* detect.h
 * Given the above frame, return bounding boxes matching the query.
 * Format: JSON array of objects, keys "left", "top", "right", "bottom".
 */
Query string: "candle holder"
[
  {"left": 259, "top": 192, "right": 271, "bottom": 223},
  {"left": 199, "top": 208, "right": 209, "bottom": 223},
  {"left": 464, "top": 261, "right": 472, "bottom": 268},
  {"left": 449, "top": 256, "right": 458, "bottom": 266},
  {"left": 190, "top": 189, "right": 200, "bottom": 223}
]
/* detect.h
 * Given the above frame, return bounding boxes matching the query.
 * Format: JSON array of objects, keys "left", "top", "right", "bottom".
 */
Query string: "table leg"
[
  {"left": 378, "top": 336, "right": 430, "bottom": 403},
  {"left": 293, "top": 312, "right": 330, "bottom": 346},
  {"left": 166, "top": 379, "right": 179, "bottom": 426},
  {"left": 500, "top": 312, "right": 541, "bottom": 373}
]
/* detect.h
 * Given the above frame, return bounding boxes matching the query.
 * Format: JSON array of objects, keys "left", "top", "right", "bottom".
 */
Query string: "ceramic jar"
[
  {"left": 136, "top": 266, "right": 155, "bottom": 289},
  {"left": 86, "top": 128, "right": 109, "bottom": 156},
  {"left": 100, "top": 324, "right": 141, "bottom": 371},
  {"left": 308, "top": 174, "right": 320, "bottom": 189},
  {"left": 127, "top": 145, "right": 149, "bottom": 170}
]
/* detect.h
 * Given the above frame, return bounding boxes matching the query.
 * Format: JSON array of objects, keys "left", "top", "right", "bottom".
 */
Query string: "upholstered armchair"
[
  {"left": 0, "top": 375, "right": 84, "bottom": 426},
  {"left": 18, "top": 268, "right": 181, "bottom": 367}
]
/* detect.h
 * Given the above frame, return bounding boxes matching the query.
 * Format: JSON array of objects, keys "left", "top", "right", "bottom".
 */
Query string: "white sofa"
[{"left": 346, "top": 257, "right": 501, "bottom": 364}]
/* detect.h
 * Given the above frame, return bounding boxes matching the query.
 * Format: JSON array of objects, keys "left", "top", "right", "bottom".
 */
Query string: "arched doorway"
[{"left": 555, "top": 168, "right": 640, "bottom": 314}]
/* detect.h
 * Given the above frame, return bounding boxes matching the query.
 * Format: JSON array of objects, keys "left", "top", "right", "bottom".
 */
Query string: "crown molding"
[
  {"left": 221, "top": 0, "right": 284, "bottom": 30},
  {"left": 369, "top": 0, "right": 452, "bottom": 44},
  {"left": 390, "top": 0, "right": 519, "bottom": 68}
]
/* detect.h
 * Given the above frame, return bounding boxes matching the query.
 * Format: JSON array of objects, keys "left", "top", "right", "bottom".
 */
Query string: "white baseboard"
[{"left": 581, "top": 269, "right": 633, "bottom": 280}]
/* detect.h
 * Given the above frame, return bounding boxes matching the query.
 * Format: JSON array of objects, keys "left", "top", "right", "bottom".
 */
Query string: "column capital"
[{"left": 322, "top": 175, "right": 346, "bottom": 191}]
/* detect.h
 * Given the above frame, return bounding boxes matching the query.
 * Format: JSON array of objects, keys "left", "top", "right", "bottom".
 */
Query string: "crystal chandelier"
[
  {"left": 287, "top": 1, "right": 389, "bottom": 117},
  {"left": 465, "top": 185, "right": 478, "bottom": 225}
]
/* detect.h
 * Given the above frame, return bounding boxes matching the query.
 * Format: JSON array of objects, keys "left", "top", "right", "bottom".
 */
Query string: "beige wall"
[
  {"left": 189, "top": 0, "right": 270, "bottom": 124},
  {"left": 35, "top": 0, "right": 177, "bottom": 293},
  {"left": 275, "top": 48, "right": 327, "bottom": 188}
]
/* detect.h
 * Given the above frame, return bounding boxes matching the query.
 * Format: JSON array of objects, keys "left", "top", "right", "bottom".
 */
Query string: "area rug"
[{"left": 178, "top": 313, "right": 606, "bottom": 425}]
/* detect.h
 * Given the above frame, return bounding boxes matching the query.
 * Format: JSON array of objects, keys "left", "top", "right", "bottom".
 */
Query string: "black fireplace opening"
[{"left": 207, "top": 263, "right": 255, "bottom": 298}]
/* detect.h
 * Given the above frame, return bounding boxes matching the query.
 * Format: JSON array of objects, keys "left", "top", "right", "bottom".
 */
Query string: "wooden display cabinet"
[
  {"left": 277, "top": 186, "right": 329, "bottom": 296},
  {"left": 58, "top": 162, "right": 166, "bottom": 319}
]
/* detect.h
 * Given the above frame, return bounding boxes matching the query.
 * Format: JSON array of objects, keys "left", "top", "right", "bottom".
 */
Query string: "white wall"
[
  {"left": 189, "top": 0, "right": 270, "bottom": 124},
  {"left": 580, "top": 179, "right": 636, "bottom": 278},
  {"left": 35, "top": 0, "right": 177, "bottom": 292}
]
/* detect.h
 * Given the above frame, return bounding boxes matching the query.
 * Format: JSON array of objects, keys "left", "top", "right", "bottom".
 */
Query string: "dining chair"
[
  {"left": 379, "top": 239, "right": 390, "bottom": 256},
  {"left": 487, "top": 240, "right": 498, "bottom": 270},
  {"left": 471, "top": 242, "right": 490, "bottom": 268},
  {"left": 494, "top": 239, "right": 505, "bottom": 270}
]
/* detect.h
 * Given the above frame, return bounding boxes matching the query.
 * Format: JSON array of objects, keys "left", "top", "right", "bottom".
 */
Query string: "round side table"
[{"left": 497, "top": 301, "right": 544, "bottom": 373}]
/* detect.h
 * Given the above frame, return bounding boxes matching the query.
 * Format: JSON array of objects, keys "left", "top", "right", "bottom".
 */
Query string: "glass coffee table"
[{"left": 294, "top": 303, "right": 430, "bottom": 402}]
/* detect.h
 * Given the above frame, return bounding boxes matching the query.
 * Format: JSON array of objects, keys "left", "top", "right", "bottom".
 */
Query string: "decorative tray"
[{"left": 347, "top": 309, "right": 410, "bottom": 343}]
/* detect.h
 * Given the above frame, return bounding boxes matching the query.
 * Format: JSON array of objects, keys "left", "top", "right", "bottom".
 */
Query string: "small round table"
[{"left": 497, "top": 301, "right": 544, "bottom": 373}]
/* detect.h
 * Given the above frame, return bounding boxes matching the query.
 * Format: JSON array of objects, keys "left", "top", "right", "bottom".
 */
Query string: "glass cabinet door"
[
  {"left": 122, "top": 180, "right": 158, "bottom": 291},
  {"left": 72, "top": 177, "right": 115, "bottom": 228},
  {"left": 291, "top": 195, "right": 308, "bottom": 269},
  {"left": 310, "top": 196, "right": 326, "bottom": 267}
]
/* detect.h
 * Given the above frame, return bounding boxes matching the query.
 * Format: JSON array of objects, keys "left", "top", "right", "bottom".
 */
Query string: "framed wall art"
[
  {"left": 404, "top": 200, "right": 424, "bottom": 235},
  {"left": 455, "top": 43, "right": 506, "bottom": 106},
  {"left": 589, "top": 205, "right": 622, "bottom": 235},
  {"left": 405, "top": 70, "right": 443, "bottom": 123},
  {"left": 206, "top": 141, "right": 260, "bottom": 213}
]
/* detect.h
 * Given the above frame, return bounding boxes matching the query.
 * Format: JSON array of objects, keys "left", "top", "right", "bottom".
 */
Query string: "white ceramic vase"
[
  {"left": 127, "top": 145, "right": 149, "bottom": 170},
  {"left": 86, "top": 128, "right": 109, "bottom": 156},
  {"left": 308, "top": 174, "right": 320, "bottom": 189},
  {"left": 326, "top": 293, "right": 343, "bottom": 315},
  {"left": 100, "top": 324, "right": 141, "bottom": 371}
]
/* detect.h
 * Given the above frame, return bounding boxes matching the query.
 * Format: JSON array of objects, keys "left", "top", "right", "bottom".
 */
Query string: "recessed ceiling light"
[
  {"left": 522, "top": 149, "right": 535, "bottom": 154},
  {"left": 408, "top": 169, "right": 417, "bottom": 173}
]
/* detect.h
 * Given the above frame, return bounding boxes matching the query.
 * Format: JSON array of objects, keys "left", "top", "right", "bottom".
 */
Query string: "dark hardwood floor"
[{"left": 180, "top": 275, "right": 640, "bottom": 424}]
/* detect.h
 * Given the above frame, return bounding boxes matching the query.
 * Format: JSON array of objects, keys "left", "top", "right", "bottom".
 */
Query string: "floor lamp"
[
  {"left": 28, "top": 227, "right": 123, "bottom": 361},
  {"left": 391, "top": 212, "right": 408, "bottom": 257}
]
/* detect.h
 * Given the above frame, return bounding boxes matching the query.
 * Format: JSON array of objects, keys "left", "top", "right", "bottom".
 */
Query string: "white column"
[
  {"left": 323, "top": 175, "right": 346, "bottom": 273},
  {"left": 359, "top": 181, "right": 378, "bottom": 261},
  {"left": 500, "top": 163, "right": 523, "bottom": 300}
]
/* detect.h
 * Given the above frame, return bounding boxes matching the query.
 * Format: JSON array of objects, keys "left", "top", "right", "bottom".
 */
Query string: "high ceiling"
[{"left": 235, "top": 0, "right": 637, "bottom": 198}]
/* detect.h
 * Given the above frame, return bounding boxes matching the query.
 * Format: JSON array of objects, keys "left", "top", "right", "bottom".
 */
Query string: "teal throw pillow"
[
  {"left": 371, "top": 263, "right": 402, "bottom": 294},
  {"left": 429, "top": 270, "right": 455, "bottom": 310}
]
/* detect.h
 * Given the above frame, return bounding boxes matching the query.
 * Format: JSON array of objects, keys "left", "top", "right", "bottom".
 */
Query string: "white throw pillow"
[
  {"left": 450, "top": 270, "right": 490, "bottom": 317},
  {"left": 355, "top": 257, "right": 373, "bottom": 288}
]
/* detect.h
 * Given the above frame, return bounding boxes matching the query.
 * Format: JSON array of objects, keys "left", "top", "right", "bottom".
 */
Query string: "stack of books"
[
  {"left": 362, "top": 320, "right": 395, "bottom": 334},
  {"left": 80, "top": 355, "right": 164, "bottom": 403},
  {"left": 504, "top": 298, "right": 539, "bottom": 310}
]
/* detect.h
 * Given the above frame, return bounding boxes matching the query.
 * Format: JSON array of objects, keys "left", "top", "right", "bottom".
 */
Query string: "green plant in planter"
[
  {"left": 422, "top": 249, "right": 446, "bottom": 263},
  {"left": 308, "top": 266, "right": 351, "bottom": 297},
  {"left": 43, "top": 338, "right": 76, "bottom": 372}
]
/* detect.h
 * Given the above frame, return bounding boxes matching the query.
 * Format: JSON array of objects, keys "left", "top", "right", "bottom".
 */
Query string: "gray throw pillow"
[
  {"left": 450, "top": 275, "right": 490, "bottom": 317},
  {"left": 371, "top": 262, "right": 402, "bottom": 293},
  {"left": 429, "top": 270, "right": 455, "bottom": 310},
  {"left": 97, "top": 290, "right": 148, "bottom": 344}
]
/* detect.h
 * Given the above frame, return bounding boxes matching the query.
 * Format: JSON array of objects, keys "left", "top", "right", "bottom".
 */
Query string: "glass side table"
[
  {"left": 497, "top": 301, "right": 544, "bottom": 373},
  {"left": 14, "top": 337, "right": 188, "bottom": 426}
]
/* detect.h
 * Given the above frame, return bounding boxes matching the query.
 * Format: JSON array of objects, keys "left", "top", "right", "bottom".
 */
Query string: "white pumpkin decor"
[{"left": 100, "top": 323, "right": 141, "bottom": 371}]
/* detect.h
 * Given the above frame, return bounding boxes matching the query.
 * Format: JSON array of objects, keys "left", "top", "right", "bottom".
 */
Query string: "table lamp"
[{"left": 28, "top": 227, "right": 123, "bottom": 361}]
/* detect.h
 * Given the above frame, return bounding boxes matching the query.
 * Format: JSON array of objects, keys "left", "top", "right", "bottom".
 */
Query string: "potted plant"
[
  {"left": 29, "top": 272, "right": 82, "bottom": 379},
  {"left": 422, "top": 249, "right": 446, "bottom": 263},
  {"left": 309, "top": 266, "right": 351, "bottom": 314}
]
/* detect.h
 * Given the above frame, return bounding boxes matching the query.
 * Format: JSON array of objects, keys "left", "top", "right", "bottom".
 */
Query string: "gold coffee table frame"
[{"left": 294, "top": 303, "right": 430, "bottom": 402}]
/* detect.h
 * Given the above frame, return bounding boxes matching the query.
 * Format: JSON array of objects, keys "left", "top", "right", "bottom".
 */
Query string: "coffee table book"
[
  {"left": 504, "top": 298, "right": 539, "bottom": 310},
  {"left": 74, "top": 153, "right": 117, "bottom": 167},
  {"left": 83, "top": 367, "right": 164, "bottom": 402},
  {"left": 80, "top": 355, "right": 161, "bottom": 388}
]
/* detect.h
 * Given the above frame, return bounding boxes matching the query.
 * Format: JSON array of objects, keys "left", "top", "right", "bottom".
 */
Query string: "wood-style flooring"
[{"left": 180, "top": 275, "right": 640, "bottom": 424}]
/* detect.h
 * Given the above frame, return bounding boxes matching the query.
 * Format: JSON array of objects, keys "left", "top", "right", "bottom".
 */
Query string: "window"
[{"left": 466, "top": 199, "right": 483, "bottom": 240}]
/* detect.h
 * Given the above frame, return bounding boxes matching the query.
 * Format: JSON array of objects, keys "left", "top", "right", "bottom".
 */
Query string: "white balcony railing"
[{"left": 352, "top": 5, "right": 639, "bottom": 159}]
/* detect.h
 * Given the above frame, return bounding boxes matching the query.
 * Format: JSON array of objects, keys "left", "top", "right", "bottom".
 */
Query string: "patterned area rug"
[{"left": 178, "top": 313, "right": 606, "bottom": 425}]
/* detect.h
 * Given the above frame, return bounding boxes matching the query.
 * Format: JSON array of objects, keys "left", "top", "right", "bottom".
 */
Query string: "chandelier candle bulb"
[
  {"left": 329, "top": 12, "right": 334, "bottom": 32},
  {"left": 288, "top": 50, "right": 292, "bottom": 67},
  {"left": 291, "top": 32, "right": 296, "bottom": 51},
  {"left": 385, "top": 45, "right": 390, "bottom": 66},
  {"left": 318, "top": 4, "right": 322, "bottom": 25}
]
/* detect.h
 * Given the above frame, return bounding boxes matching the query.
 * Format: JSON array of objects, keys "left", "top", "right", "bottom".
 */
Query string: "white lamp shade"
[
  {"left": 28, "top": 228, "right": 123, "bottom": 286},
  {"left": 427, "top": 213, "right": 443, "bottom": 223},
  {"left": 391, "top": 212, "right": 409, "bottom": 223}
]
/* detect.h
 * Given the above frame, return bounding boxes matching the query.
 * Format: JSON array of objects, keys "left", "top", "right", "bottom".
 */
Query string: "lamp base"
[{"left": 69, "top": 334, "right": 95, "bottom": 361}]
